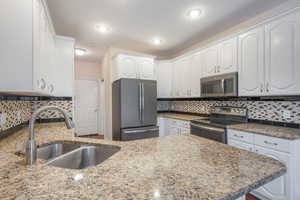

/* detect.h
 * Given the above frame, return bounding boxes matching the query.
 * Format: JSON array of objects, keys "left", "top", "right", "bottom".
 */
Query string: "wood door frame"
[{"left": 74, "top": 78, "right": 102, "bottom": 136}]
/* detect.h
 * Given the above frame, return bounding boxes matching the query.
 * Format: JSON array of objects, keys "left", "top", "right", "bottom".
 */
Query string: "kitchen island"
[{"left": 0, "top": 123, "right": 285, "bottom": 200}]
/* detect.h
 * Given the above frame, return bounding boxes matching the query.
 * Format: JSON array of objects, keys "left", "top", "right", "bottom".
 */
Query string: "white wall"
[{"left": 75, "top": 60, "right": 102, "bottom": 80}]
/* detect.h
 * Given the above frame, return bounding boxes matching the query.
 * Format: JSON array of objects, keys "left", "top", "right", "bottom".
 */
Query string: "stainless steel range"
[{"left": 190, "top": 106, "right": 248, "bottom": 144}]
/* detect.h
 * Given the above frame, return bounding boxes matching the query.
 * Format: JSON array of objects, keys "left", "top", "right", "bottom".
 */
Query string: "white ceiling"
[{"left": 46, "top": 0, "right": 286, "bottom": 63}]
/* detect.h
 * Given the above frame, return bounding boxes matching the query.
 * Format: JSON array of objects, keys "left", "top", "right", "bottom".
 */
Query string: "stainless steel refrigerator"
[{"left": 112, "top": 79, "right": 158, "bottom": 141}]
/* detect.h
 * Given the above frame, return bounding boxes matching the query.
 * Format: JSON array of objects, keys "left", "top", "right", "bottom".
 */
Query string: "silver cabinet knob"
[{"left": 40, "top": 78, "right": 46, "bottom": 90}]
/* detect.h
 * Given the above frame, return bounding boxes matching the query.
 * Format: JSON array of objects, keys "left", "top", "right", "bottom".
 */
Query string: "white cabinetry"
[
  {"left": 239, "top": 10, "right": 300, "bottom": 96},
  {"left": 0, "top": 0, "right": 74, "bottom": 96},
  {"left": 188, "top": 53, "right": 202, "bottom": 97},
  {"left": 219, "top": 37, "right": 238, "bottom": 74},
  {"left": 238, "top": 26, "right": 265, "bottom": 96},
  {"left": 113, "top": 54, "right": 155, "bottom": 82},
  {"left": 54, "top": 36, "right": 75, "bottom": 97},
  {"left": 202, "top": 45, "right": 219, "bottom": 77},
  {"left": 172, "top": 58, "right": 189, "bottom": 98},
  {"left": 228, "top": 129, "right": 300, "bottom": 200},
  {"left": 202, "top": 37, "right": 238, "bottom": 77},
  {"left": 156, "top": 61, "right": 173, "bottom": 98},
  {"left": 158, "top": 117, "right": 190, "bottom": 136},
  {"left": 265, "top": 11, "right": 300, "bottom": 95},
  {"left": 171, "top": 55, "right": 201, "bottom": 98}
]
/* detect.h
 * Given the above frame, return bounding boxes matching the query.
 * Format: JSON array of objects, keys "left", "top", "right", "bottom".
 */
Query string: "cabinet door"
[
  {"left": 189, "top": 53, "right": 202, "bottom": 97},
  {"left": 238, "top": 27, "right": 265, "bottom": 96},
  {"left": 178, "top": 58, "right": 189, "bottom": 97},
  {"left": 33, "top": 0, "right": 42, "bottom": 92},
  {"left": 172, "top": 60, "right": 181, "bottom": 97},
  {"left": 265, "top": 11, "right": 300, "bottom": 95},
  {"left": 203, "top": 45, "right": 219, "bottom": 77},
  {"left": 118, "top": 55, "right": 138, "bottom": 79},
  {"left": 139, "top": 58, "right": 155, "bottom": 80},
  {"left": 156, "top": 61, "right": 172, "bottom": 98},
  {"left": 219, "top": 37, "right": 238, "bottom": 74},
  {"left": 252, "top": 146, "right": 290, "bottom": 200}
]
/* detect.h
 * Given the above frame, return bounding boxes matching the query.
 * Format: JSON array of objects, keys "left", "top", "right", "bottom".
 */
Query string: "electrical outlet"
[
  {"left": 16, "top": 111, "right": 21, "bottom": 121},
  {"left": 0, "top": 112, "right": 7, "bottom": 126},
  {"left": 282, "top": 110, "right": 291, "bottom": 118}
]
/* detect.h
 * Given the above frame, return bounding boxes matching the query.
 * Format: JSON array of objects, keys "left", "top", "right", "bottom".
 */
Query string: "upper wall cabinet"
[
  {"left": 239, "top": 10, "right": 300, "bottom": 96},
  {"left": 54, "top": 36, "right": 75, "bottom": 97},
  {"left": 0, "top": 0, "right": 74, "bottom": 96},
  {"left": 202, "top": 37, "right": 238, "bottom": 77},
  {"left": 219, "top": 37, "right": 238, "bottom": 74},
  {"left": 265, "top": 10, "right": 300, "bottom": 96},
  {"left": 239, "top": 26, "right": 265, "bottom": 96},
  {"left": 189, "top": 53, "right": 202, "bottom": 97},
  {"left": 112, "top": 54, "right": 155, "bottom": 82},
  {"left": 156, "top": 61, "right": 173, "bottom": 98},
  {"left": 202, "top": 45, "right": 219, "bottom": 77}
]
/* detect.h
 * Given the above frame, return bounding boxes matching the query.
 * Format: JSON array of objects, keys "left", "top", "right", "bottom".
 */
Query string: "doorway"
[{"left": 75, "top": 79, "right": 101, "bottom": 136}]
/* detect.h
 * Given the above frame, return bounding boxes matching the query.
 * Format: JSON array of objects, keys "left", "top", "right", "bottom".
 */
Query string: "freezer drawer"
[{"left": 121, "top": 126, "right": 159, "bottom": 141}]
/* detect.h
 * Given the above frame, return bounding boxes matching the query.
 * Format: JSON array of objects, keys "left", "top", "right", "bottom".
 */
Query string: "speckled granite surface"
[
  {"left": 0, "top": 123, "right": 286, "bottom": 200},
  {"left": 228, "top": 123, "right": 300, "bottom": 140},
  {"left": 158, "top": 113, "right": 206, "bottom": 121}
]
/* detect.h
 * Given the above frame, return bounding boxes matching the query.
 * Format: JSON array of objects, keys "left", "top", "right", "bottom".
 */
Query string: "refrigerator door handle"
[
  {"left": 139, "top": 82, "right": 142, "bottom": 122},
  {"left": 141, "top": 82, "right": 145, "bottom": 123}
]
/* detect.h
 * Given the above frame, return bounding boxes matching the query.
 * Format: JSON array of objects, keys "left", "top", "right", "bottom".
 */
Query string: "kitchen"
[{"left": 0, "top": 0, "right": 300, "bottom": 200}]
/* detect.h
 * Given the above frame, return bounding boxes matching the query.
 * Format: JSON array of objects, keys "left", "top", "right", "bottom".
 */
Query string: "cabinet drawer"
[
  {"left": 178, "top": 120, "right": 190, "bottom": 128},
  {"left": 228, "top": 139, "right": 254, "bottom": 152},
  {"left": 228, "top": 129, "right": 254, "bottom": 144},
  {"left": 254, "top": 134, "right": 290, "bottom": 153}
]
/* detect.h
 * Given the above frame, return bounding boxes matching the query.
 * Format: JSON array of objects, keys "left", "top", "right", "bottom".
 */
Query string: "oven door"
[{"left": 190, "top": 123, "right": 227, "bottom": 143}]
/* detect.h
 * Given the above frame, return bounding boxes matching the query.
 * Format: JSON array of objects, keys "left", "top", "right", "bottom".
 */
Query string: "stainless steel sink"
[
  {"left": 37, "top": 143, "right": 81, "bottom": 160},
  {"left": 43, "top": 144, "right": 120, "bottom": 169}
]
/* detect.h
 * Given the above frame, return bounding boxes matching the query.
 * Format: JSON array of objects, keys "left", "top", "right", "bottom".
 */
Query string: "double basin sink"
[{"left": 37, "top": 142, "right": 120, "bottom": 170}]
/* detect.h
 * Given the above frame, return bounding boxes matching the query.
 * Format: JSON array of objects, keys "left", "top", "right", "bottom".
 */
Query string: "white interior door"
[{"left": 75, "top": 79, "right": 99, "bottom": 136}]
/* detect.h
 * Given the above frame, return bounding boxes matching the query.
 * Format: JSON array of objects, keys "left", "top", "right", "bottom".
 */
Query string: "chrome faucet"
[{"left": 26, "top": 106, "right": 75, "bottom": 166}]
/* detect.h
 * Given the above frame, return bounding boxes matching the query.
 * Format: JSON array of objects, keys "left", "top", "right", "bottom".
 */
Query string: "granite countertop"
[
  {"left": 0, "top": 123, "right": 286, "bottom": 200},
  {"left": 228, "top": 123, "right": 300, "bottom": 140},
  {"left": 158, "top": 112, "right": 206, "bottom": 121}
]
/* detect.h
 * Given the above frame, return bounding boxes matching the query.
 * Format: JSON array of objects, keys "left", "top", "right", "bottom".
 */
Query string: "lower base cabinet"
[
  {"left": 157, "top": 117, "right": 190, "bottom": 137},
  {"left": 228, "top": 129, "right": 300, "bottom": 200}
]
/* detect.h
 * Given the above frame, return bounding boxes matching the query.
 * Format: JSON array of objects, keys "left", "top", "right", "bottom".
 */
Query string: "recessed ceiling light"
[
  {"left": 75, "top": 48, "right": 86, "bottom": 56},
  {"left": 187, "top": 9, "right": 202, "bottom": 20},
  {"left": 95, "top": 24, "right": 112, "bottom": 34},
  {"left": 152, "top": 38, "right": 163, "bottom": 46}
]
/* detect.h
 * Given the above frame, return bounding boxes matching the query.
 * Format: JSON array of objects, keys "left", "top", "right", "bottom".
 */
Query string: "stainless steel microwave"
[{"left": 201, "top": 72, "right": 238, "bottom": 97}]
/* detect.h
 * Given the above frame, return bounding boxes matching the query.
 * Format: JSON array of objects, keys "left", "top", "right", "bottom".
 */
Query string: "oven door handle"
[{"left": 190, "top": 123, "right": 224, "bottom": 133}]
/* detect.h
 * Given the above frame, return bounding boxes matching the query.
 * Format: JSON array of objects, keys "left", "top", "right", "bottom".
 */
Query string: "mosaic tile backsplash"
[
  {"left": 158, "top": 101, "right": 300, "bottom": 124},
  {"left": 0, "top": 99, "right": 73, "bottom": 133}
]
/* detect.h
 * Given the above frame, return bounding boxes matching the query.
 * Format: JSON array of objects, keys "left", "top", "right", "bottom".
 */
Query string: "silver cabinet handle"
[
  {"left": 266, "top": 83, "right": 270, "bottom": 92},
  {"left": 233, "top": 134, "right": 244, "bottom": 139},
  {"left": 40, "top": 78, "right": 46, "bottom": 90},
  {"left": 264, "top": 141, "right": 278, "bottom": 146}
]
